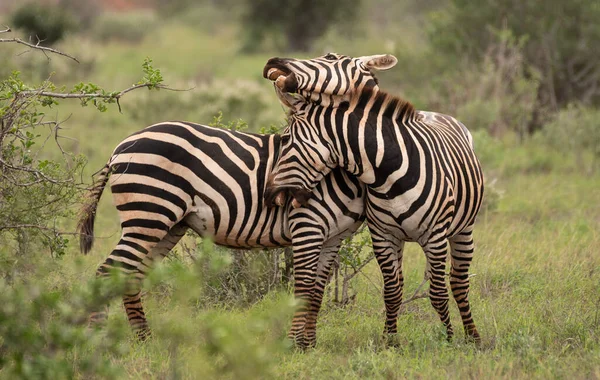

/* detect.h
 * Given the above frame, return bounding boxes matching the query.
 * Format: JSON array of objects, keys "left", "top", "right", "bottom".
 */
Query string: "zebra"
[
  {"left": 263, "top": 53, "right": 484, "bottom": 344},
  {"left": 77, "top": 121, "right": 366, "bottom": 347}
]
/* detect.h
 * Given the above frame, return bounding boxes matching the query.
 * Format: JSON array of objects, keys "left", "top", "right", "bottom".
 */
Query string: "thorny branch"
[{"left": 0, "top": 28, "right": 80, "bottom": 63}]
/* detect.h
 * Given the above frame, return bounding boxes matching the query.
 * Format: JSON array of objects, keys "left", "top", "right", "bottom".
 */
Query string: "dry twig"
[
  {"left": 0, "top": 32, "right": 80, "bottom": 63},
  {"left": 400, "top": 276, "right": 429, "bottom": 306}
]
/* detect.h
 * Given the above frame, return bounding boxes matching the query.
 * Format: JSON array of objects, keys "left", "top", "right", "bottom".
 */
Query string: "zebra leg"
[
  {"left": 123, "top": 222, "right": 189, "bottom": 340},
  {"left": 423, "top": 238, "right": 454, "bottom": 341},
  {"left": 289, "top": 237, "right": 323, "bottom": 348},
  {"left": 88, "top": 223, "right": 175, "bottom": 336},
  {"left": 449, "top": 225, "right": 480, "bottom": 344},
  {"left": 303, "top": 244, "right": 339, "bottom": 348},
  {"left": 371, "top": 233, "right": 404, "bottom": 340}
]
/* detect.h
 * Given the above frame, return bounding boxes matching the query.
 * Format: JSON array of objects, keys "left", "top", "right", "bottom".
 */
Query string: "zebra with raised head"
[
  {"left": 263, "top": 53, "right": 484, "bottom": 344},
  {"left": 78, "top": 120, "right": 366, "bottom": 347}
]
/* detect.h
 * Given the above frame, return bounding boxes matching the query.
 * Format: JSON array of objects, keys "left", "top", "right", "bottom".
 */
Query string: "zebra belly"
[
  {"left": 184, "top": 197, "right": 289, "bottom": 249},
  {"left": 366, "top": 193, "right": 451, "bottom": 244},
  {"left": 184, "top": 196, "right": 218, "bottom": 241}
]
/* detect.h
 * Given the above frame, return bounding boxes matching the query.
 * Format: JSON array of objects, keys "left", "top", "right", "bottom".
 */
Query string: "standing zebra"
[
  {"left": 78, "top": 121, "right": 366, "bottom": 346},
  {"left": 263, "top": 53, "right": 484, "bottom": 343}
]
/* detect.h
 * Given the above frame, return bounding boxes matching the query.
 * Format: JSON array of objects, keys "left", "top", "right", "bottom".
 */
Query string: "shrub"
[
  {"left": 0, "top": 47, "right": 165, "bottom": 263},
  {"left": 0, "top": 273, "right": 129, "bottom": 378},
  {"left": 329, "top": 227, "right": 373, "bottom": 306},
  {"left": 171, "top": 236, "right": 291, "bottom": 308},
  {"left": 11, "top": 3, "right": 75, "bottom": 45},
  {"left": 540, "top": 105, "right": 600, "bottom": 173},
  {"left": 428, "top": 0, "right": 600, "bottom": 114},
  {"left": 431, "top": 32, "right": 540, "bottom": 139},
  {"left": 240, "top": 0, "right": 362, "bottom": 52}
]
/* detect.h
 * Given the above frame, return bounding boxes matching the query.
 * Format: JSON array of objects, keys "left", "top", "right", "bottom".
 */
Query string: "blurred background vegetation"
[{"left": 0, "top": 0, "right": 599, "bottom": 378}]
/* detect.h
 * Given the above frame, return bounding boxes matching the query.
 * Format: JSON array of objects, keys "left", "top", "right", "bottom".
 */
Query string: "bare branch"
[
  {"left": 343, "top": 255, "right": 375, "bottom": 282},
  {"left": 0, "top": 157, "right": 74, "bottom": 185},
  {"left": 0, "top": 34, "right": 80, "bottom": 63},
  {"left": 398, "top": 273, "right": 477, "bottom": 307},
  {"left": 400, "top": 276, "right": 430, "bottom": 307}
]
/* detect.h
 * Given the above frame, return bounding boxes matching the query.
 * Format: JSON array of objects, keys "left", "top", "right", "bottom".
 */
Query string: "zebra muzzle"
[
  {"left": 289, "top": 187, "right": 311, "bottom": 207},
  {"left": 264, "top": 185, "right": 312, "bottom": 208},
  {"left": 263, "top": 60, "right": 299, "bottom": 93},
  {"left": 264, "top": 186, "right": 288, "bottom": 208},
  {"left": 267, "top": 68, "right": 287, "bottom": 81},
  {"left": 292, "top": 198, "right": 302, "bottom": 209},
  {"left": 274, "top": 191, "right": 286, "bottom": 207}
]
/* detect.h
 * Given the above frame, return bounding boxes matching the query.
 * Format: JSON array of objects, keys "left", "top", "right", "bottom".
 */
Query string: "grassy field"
[
  {"left": 2, "top": 12, "right": 600, "bottom": 380},
  {"left": 69, "top": 169, "right": 596, "bottom": 379}
]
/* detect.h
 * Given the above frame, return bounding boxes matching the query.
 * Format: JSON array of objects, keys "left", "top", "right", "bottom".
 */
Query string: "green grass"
[{"left": 40, "top": 170, "right": 597, "bottom": 379}]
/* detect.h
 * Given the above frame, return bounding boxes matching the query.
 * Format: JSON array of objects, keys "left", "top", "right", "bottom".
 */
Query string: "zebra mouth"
[
  {"left": 266, "top": 67, "right": 288, "bottom": 81},
  {"left": 264, "top": 186, "right": 311, "bottom": 208},
  {"left": 263, "top": 59, "right": 299, "bottom": 93}
]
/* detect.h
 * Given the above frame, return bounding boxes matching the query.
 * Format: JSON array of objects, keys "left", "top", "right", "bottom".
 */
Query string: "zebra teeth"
[
  {"left": 275, "top": 75, "right": 288, "bottom": 89},
  {"left": 268, "top": 68, "right": 287, "bottom": 81}
]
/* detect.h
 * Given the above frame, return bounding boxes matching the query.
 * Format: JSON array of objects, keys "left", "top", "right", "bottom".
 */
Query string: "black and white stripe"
[
  {"left": 78, "top": 121, "right": 365, "bottom": 345},
  {"left": 264, "top": 53, "right": 484, "bottom": 344}
]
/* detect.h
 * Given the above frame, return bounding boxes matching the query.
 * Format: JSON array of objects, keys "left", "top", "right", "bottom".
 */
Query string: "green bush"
[
  {"left": 11, "top": 3, "right": 75, "bottom": 46},
  {"left": 0, "top": 273, "right": 129, "bottom": 379},
  {"left": 433, "top": 32, "right": 539, "bottom": 139},
  {"left": 540, "top": 105, "right": 600, "bottom": 172},
  {"left": 145, "top": 255, "right": 294, "bottom": 378},
  {"left": 166, "top": 237, "right": 291, "bottom": 308}
]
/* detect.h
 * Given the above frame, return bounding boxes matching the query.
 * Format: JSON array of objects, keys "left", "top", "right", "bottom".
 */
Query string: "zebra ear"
[{"left": 360, "top": 54, "right": 398, "bottom": 71}]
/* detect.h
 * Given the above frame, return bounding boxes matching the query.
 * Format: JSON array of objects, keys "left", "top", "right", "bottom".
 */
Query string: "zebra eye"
[
  {"left": 280, "top": 134, "right": 291, "bottom": 145},
  {"left": 324, "top": 54, "right": 337, "bottom": 61}
]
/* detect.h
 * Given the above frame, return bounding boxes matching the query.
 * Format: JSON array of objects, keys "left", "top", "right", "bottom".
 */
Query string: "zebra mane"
[{"left": 353, "top": 87, "right": 417, "bottom": 122}]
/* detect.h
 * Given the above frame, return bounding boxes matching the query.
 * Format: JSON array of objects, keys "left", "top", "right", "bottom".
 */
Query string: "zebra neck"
[
  {"left": 349, "top": 88, "right": 416, "bottom": 124},
  {"left": 337, "top": 90, "right": 418, "bottom": 189}
]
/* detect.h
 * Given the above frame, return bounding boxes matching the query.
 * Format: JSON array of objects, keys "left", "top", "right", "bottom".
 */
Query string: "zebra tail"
[{"left": 77, "top": 162, "right": 111, "bottom": 254}]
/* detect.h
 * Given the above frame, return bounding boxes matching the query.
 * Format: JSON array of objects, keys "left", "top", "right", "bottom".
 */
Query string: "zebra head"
[
  {"left": 264, "top": 92, "right": 338, "bottom": 208},
  {"left": 263, "top": 53, "right": 397, "bottom": 103}
]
